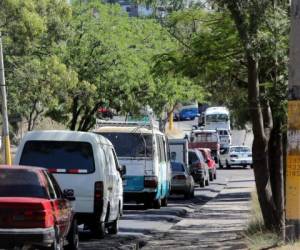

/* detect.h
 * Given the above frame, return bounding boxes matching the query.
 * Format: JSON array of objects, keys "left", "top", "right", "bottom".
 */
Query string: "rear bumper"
[
  {"left": 0, "top": 227, "right": 55, "bottom": 247},
  {"left": 191, "top": 170, "right": 205, "bottom": 183},
  {"left": 171, "top": 185, "right": 189, "bottom": 194},
  {"left": 124, "top": 191, "right": 157, "bottom": 203}
]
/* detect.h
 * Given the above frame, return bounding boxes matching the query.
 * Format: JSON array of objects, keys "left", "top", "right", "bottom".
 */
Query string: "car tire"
[
  {"left": 226, "top": 161, "right": 231, "bottom": 169},
  {"left": 91, "top": 220, "right": 106, "bottom": 239},
  {"left": 200, "top": 180, "right": 205, "bottom": 187},
  {"left": 66, "top": 218, "right": 79, "bottom": 250},
  {"left": 191, "top": 188, "right": 195, "bottom": 198},
  {"left": 205, "top": 175, "right": 209, "bottom": 186},
  {"left": 209, "top": 172, "right": 213, "bottom": 181},
  {"left": 161, "top": 196, "right": 168, "bottom": 207},
  {"left": 107, "top": 210, "right": 119, "bottom": 235},
  {"left": 153, "top": 199, "right": 161, "bottom": 209},
  {"left": 144, "top": 200, "right": 153, "bottom": 209}
]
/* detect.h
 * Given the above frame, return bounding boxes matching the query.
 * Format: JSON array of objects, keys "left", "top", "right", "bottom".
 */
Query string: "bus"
[
  {"left": 94, "top": 120, "right": 171, "bottom": 209},
  {"left": 204, "top": 107, "right": 230, "bottom": 131}
]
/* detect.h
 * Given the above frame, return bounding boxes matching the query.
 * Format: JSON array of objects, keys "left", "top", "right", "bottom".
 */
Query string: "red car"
[
  {"left": 199, "top": 148, "right": 217, "bottom": 181},
  {"left": 0, "top": 166, "right": 78, "bottom": 250}
]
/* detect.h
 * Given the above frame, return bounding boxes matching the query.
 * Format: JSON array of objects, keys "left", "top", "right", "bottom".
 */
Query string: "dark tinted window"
[
  {"left": 0, "top": 169, "right": 47, "bottom": 198},
  {"left": 99, "top": 133, "right": 152, "bottom": 158},
  {"left": 171, "top": 162, "right": 185, "bottom": 172},
  {"left": 20, "top": 141, "right": 95, "bottom": 173},
  {"left": 188, "top": 151, "right": 198, "bottom": 164}
]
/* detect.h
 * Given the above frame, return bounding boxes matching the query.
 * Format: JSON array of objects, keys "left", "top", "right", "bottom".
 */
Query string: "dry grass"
[
  {"left": 244, "top": 191, "right": 282, "bottom": 250},
  {"left": 244, "top": 192, "right": 300, "bottom": 249}
]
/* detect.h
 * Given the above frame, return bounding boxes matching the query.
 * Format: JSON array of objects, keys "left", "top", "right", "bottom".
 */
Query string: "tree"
[
  {"left": 148, "top": 0, "right": 289, "bottom": 234},
  {"left": 53, "top": 0, "right": 202, "bottom": 131},
  {"left": 0, "top": 0, "right": 73, "bottom": 132}
]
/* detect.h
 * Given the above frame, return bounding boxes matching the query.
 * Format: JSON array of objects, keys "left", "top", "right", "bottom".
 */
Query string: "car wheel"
[
  {"left": 153, "top": 199, "right": 161, "bottom": 209},
  {"left": 66, "top": 218, "right": 79, "bottom": 250},
  {"left": 90, "top": 220, "right": 105, "bottom": 239},
  {"left": 161, "top": 196, "right": 168, "bottom": 207},
  {"left": 209, "top": 172, "right": 213, "bottom": 181},
  {"left": 200, "top": 179, "right": 205, "bottom": 187},
  {"left": 226, "top": 161, "right": 231, "bottom": 169},
  {"left": 107, "top": 210, "right": 119, "bottom": 235},
  {"left": 144, "top": 199, "right": 153, "bottom": 209},
  {"left": 191, "top": 188, "right": 195, "bottom": 198}
]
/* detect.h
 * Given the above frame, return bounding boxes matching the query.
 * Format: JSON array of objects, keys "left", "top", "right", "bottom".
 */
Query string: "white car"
[
  {"left": 220, "top": 146, "right": 253, "bottom": 168},
  {"left": 14, "top": 130, "right": 125, "bottom": 238}
]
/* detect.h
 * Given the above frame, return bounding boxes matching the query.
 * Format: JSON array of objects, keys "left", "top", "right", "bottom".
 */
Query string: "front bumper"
[
  {"left": 0, "top": 227, "right": 55, "bottom": 248},
  {"left": 229, "top": 159, "right": 252, "bottom": 165}
]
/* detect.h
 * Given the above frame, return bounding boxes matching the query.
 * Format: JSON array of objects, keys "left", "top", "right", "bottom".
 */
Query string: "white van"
[
  {"left": 14, "top": 130, "right": 124, "bottom": 238},
  {"left": 95, "top": 123, "right": 171, "bottom": 209}
]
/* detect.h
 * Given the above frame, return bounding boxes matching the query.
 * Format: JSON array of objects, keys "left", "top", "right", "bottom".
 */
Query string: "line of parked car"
[{"left": 0, "top": 120, "right": 177, "bottom": 249}]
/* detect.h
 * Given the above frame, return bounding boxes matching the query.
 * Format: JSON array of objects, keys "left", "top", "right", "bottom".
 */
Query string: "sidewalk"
[{"left": 142, "top": 177, "right": 255, "bottom": 250}]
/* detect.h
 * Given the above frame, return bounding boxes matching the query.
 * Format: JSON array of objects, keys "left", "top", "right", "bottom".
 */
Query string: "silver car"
[{"left": 170, "top": 161, "right": 195, "bottom": 198}]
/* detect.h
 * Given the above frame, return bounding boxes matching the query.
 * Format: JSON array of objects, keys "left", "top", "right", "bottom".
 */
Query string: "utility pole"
[
  {"left": 286, "top": 0, "right": 300, "bottom": 240},
  {"left": 0, "top": 32, "right": 12, "bottom": 165}
]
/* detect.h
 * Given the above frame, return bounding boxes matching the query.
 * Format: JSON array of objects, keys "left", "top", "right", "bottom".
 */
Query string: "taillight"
[
  {"left": 0, "top": 203, "right": 54, "bottom": 229},
  {"left": 94, "top": 181, "right": 103, "bottom": 201},
  {"left": 144, "top": 176, "right": 158, "bottom": 188},
  {"left": 173, "top": 175, "right": 186, "bottom": 180}
]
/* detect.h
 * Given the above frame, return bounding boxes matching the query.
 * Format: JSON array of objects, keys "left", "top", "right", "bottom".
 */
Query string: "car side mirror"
[
  {"left": 118, "top": 165, "right": 126, "bottom": 176},
  {"left": 63, "top": 189, "right": 75, "bottom": 201}
]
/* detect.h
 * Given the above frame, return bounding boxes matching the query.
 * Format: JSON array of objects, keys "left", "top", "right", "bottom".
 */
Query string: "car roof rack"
[{"left": 95, "top": 118, "right": 159, "bottom": 130}]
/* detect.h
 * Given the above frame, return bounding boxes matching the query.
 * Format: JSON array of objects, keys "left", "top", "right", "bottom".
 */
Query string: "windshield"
[
  {"left": 193, "top": 133, "right": 218, "bottom": 143},
  {"left": 19, "top": 141, "right": 95, "bottom": 173},
  {"left": 99, "top": 132, "right": 153, "bottom": 158},
  {"left": 171, "top": 162, "right": 185, "bottom": 172},
  {"left": 230, "top": 147, "right": 251, "bottom": 153},
  {"left": 206, "top": 114, "right": 228, "bottom": 123},
  {"left": 0, "top": 169, "right": 47, "bottom": 198}
]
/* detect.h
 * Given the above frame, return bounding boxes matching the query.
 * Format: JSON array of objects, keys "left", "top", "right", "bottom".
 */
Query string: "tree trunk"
[
  {"left": 269, "top": 125, "right": 285, "bottom": 237},
  {"left": 247, "top": 54, "right": 278, "bottom": 230},
  {"left": 69, "top": 96, "right": 80, "bottom": 131}
]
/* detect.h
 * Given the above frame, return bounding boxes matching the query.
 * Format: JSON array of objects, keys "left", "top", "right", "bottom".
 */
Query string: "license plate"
[{"left": 241, "top": 160, "right": 247, "bottom": 163}]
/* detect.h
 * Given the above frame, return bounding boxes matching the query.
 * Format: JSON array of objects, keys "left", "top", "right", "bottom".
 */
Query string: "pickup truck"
[{"left": 189, "top": 129, "right": 220, "bottom": 166}]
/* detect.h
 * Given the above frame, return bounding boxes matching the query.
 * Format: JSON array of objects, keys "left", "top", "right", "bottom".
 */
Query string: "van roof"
[
  {"left": 21, "top": 130, "right": 112, "bottom": 146},
  {"left": 94, "top": 126, "right": 163, "bottom": 135},
  {"left": 205, "top": 107, "right": 229, "bottom": 115}
]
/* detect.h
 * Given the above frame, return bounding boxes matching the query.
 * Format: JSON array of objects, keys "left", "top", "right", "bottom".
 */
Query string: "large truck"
[{"left": 189, "top": 129, "right": 220, "bottom": 165}]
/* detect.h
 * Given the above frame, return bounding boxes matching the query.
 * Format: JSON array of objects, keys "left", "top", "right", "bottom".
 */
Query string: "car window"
[
  {"left": 188, "top": 151, "right": 198, "bottom": 164},
  {"left": 44, "top": 173, "right": 57, "bottom": 199},
  {"left": 171, "top": 162, "right": 185, "bottom": 172},
  {"left": 230, "top": 147, "right": 250, "bottom": 153},
  {"left": 0, "top": 169, "right": 48, "bottom": 198},
  {"left": 47, "top": 173, "right": 63, "bottom": 199},
  {"left": 197, "top": 151, "right": 205, "bottom": 162},
  {"left": 99, "top": 132, "right": 152, "bottom": 158},
  {"left": 106, "top": 148, "right": 117, "bottom": 174},
  {"left": 20, "top": 141, "right": 95, "bottom": 173}
]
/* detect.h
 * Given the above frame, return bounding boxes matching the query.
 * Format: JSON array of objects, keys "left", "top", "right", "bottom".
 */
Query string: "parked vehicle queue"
[{"left": 0, "top": 126, "right": 219, "bottom": 249}]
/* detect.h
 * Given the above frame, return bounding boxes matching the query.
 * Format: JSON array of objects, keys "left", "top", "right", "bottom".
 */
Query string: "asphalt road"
[
  {"left": 79, "top": 168, "right": 254, "bottom": 250},
  {"left": 79, "top": 121, "right": 255, "bottom": 249}
]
